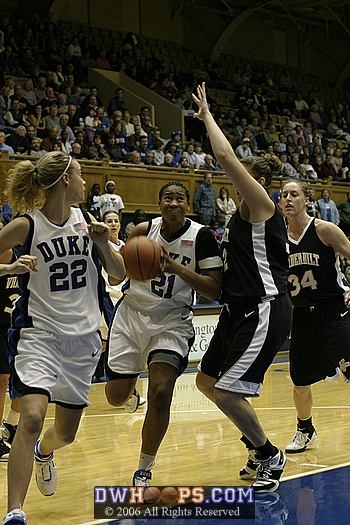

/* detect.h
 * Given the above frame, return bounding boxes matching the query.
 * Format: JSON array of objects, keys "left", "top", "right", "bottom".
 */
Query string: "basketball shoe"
[
  {"left": 239, "top": 449, "right": 260, "bottom": 479},
  {"left": 0, "top": 438, "right": 10, "bottom": 462},
  {"left": 132, "top": 469, "right": 152, "bottom": 487},
  {"left": 339, "top": 358, "right": 350, "bottom": 383},
  {"left": 285, "top": 427, "right": 317, "bottom": 454},
  {"left": 253, "top": 449, "right": 287, "bottom": 493},
  {"left": 1, "top": 509, "right": 27, "bottom": 525},
  {"left": 123, "top": 390, "right": 146, "bottom": 413},
  {"left": 34, "top": 440, "right": 57, "bottom": 496},
  {"left": 1, "top": 420, "right": 17, "bottom": 445}
]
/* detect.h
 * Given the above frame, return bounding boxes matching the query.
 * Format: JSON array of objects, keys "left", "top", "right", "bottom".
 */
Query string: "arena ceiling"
[{"left": 174, "top": 0, "right": 350, "bottom": 37}]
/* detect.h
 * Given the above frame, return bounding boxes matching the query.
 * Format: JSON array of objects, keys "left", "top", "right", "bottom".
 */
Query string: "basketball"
[
  {"left": 143, "top": 486, "right": 161, "bottom": 505},
  {"left": 122, "top": 236, "right": 162, "bottom": 281},
  {"left": 161, "top": 486, "right": 178, "bottom": 504}
]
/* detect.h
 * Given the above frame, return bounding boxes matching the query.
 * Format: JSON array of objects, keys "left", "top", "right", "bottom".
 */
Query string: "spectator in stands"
[
  {"left": 96, "top": 49, "right": 111, "bottom": 70},
  {"left": 104, "top": 134, "right": 124, "bottom": 162},
  {"left": 194, "top": 172, "right": 216, "bottom": 226},
  {"left": 107, "top": 87, "right": 126, "bottom": 117},
  {"left": 318, "top": 189, "right": 339, "bottom": 224},
  {"left": 312, "top": 156, "right": 325, "bottom": 179},
  {"left": 322, "top": 153, "right": 339, "bottom": 180},
  {"left": 0, "top": 130, "right": 14, "bottom": 154},
  {"left": 66, "top": 36, "right": 82, "bottom": 67},
  {"left": 279, "top": 152, "right": 296, "bottom": 176},
  {"left": 153, "top": 139, "right": 165, "bottom": 166},
  {"left": 327, "top": 115, "right": 350, "bottom": 142},
  {"left": 0, "top": 45, "right": 20, "bottom": 76},
  {"left": 41, "top": 126, "right": 59, "bottom": 152},
  {"left": 216, "top": 186, "right": 236, "bottom": 226},
  {"left": 294, "top": 92, "right": 309, "bottom": 118},
  {"left": 122, "top": 110, "right": 134, "bottom": 137},
  {"left": 88, "top": 133, "right": 110, "bottom": 160},
  {"left": 40, "top": 86, "right": 57, "bottom": 114},
  {"left": 293, "top": 125, "right": 306, "bottom": 147},
  {"left": 331, "top": 148, "right": 343, "bottom": 177},
  {"left": 22, "top": 79, "right": 37, "bottom": 109},
  {"left": 95, "top": 106, "right": 111, "bottom": 138},
  {"left": 162, "top": 152, "right": 174, "bottom": 168},
  {"left": 124, "top": 208, "right": 146, "bottom": 241},
  {"left": 57, "top": 93, "right": 69, "bottom": 115},
  {"left": 266, "top": 124, "right": 279, "bottom": 144},
  {"left": 53, "top": 63, "right": 65, "bottom": 90},
  {"left": 179, "top": 156, "right": 189, "bottom": 170},
  {"left": 27, "top": 104, "right": 46, "bottom": 138},
  {"left": 306, "top": 186, "right": 320, "bottom": 218},
  {"left": 20, "top": 47, "right": 39, "bottom": 75},
  {"left": 57, "top": 114, "right": 75, "bottom": 144},
  {"left": 235, "top": 137, "right": 252, "bottom": 159},
  {"left": 67, "top": 104, "right": 81, "bottom": 133},
  {"left": 26, "top": 137, "right": 45, "bottom": 157},
  {"left": 200, "top": 153, "right": 223, "bottom": 172},
  {"left": 34, "top": 76, "right": 47, "bottom": 103},
  {"left": 128, "top": 150, "right": 145, "bottom": 168},
  {"left": 4, "top": 99, "right": 29, "bottom": 128},
  {"left": 111, "top": 120, "right": 129, "bottom": 154},
  {"left": 182, "top": 142, "right": 198, "bottom": 166},
  {"left": 0, "top": 85, "right": 11, "bottom": 112},
  {"left": 8, "top": 125, "right": 29, "bottom": 154},
  {"left": 75, "top": 130, "right": 91, "bottom": 158},
  {"left": 279, "top": 69, "right": 292, "bottom": 91},
  {"left": 44, "top": 104, "right": 60, "bottom": 132},
  {"left": 84, "top": 106, "right": 98, "bottom": 142},
  {"left": 128, "top": 123, "right": 146, "bottom": 151},
  {"left": 165, "top": 142, "right": 181, "bottom": 166},
  {"left": 144, "top": 150, "right": 157, "bottom": 166},
  {"left": 59, "top": 129, "right": 72, "bottom": 154},
  {"left": 71, "top": 142, "right": 82, "bottom": 159}
]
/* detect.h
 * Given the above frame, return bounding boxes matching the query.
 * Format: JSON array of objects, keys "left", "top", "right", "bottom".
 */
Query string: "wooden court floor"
[{"left": 1, "top": 361, "right": 350, "bottom": 525}]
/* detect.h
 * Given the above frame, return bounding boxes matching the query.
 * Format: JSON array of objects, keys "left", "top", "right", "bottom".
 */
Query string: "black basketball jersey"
[
  {"left": 0, "top": 251, "right": 19, "bottom": 325},
  {"left": 220, "top": 205, "right": 289, "bottom": 303},
  {"left": 288, "top": 217, "right": 348, "bottom": 307}
]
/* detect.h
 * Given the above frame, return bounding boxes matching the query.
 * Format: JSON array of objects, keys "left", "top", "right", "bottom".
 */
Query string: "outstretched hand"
[{"left": 192, "top": 82, "right": 211, "bottom": 121}]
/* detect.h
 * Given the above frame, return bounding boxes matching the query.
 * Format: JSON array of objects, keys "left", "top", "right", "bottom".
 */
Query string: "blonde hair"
[{"left": 5, "top": 152, "right": 72, "bottom": 215}]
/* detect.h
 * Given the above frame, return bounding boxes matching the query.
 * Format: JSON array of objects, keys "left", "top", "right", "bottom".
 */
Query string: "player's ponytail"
[{"left": 5, "top": 152, "right": 72, "bottom": 215}]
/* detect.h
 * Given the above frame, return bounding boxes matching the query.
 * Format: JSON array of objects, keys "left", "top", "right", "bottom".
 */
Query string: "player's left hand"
[{"left": 344, "top": 290, "right": 350, "bottom": 308}]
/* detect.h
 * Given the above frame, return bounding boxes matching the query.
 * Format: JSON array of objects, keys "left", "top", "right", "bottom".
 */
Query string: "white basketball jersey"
[
  {"left": 123, "top": 217, "right": 222, "bottom": 312},
  {"left": 14, "top": 208, "right": 102, "bottom": 335}
]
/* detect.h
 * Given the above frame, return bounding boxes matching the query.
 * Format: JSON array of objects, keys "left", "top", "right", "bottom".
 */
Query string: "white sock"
[
  {"left": 138, "top": 453, "right": 155, "bottom": 471},
  {"left": 5, "top": 409, "right": 19, "bottom": 426}
]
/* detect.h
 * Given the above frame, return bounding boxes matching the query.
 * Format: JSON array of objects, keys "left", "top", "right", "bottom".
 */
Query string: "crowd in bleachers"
[{"left": 0, "top": 12, "right": 349, "bottom": 182}]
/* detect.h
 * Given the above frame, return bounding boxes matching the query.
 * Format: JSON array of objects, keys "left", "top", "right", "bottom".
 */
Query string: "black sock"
[
  {"left": 255, "top": 439, "right": 278, "bottom": 460},
  {"left": 297, "top": 416, "right": 313, "bottom": 433},
  {"left": 240, "top": 435, "right": 255, "bottom": 450}
]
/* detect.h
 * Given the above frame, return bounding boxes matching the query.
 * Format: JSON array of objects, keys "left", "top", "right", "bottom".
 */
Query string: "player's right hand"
[{"left": 11, "top": 255, "right": 38, "bottom": 274}]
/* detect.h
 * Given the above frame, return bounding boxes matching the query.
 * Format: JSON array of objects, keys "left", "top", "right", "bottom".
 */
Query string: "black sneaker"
[
  {"left": 0, "top": 438, "right": 10, "bottom": 462},
  {"left": 253, "top": 449, "right": 287, "bottom": 493},
  {"left": 2, "top": 420, "right": 18, "bottom": 445}
]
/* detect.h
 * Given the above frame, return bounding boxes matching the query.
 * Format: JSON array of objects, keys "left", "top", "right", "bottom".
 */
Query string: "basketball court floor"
[{"left": 1, "top": 358, "right": 349, "bottom": 524}]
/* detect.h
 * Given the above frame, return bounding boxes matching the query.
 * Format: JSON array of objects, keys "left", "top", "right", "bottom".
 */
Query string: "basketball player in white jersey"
[
  {"left": 105, "top": 181, "right": 222, "bottom": 486},
  {"left": 0, "top": 152, "right": 125, "bottom": 525}
]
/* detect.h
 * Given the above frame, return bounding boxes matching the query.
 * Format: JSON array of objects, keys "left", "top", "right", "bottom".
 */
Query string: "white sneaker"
[
  {"left": 285, "top": 429, "right": 317, "bottom": 454},
  {"left": 123, "top": 390, "right": 145, "bottom": 413},
  {"left": 34, "top": 440, "right": 57, "bottom": 496},
  {"left": 1, "top": 508, "right": 27, "bottom": 524}
]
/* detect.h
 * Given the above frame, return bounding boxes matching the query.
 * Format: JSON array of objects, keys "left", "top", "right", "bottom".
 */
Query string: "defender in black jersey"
[
  {"left": 281, "top": 180, "right": 350, "bottom": 454},
  {"left": 194, "top": 83, "right": 292, "bottom": 493},
  {"left": 0, "top": 249, "right": 20, "bottom": 462}
]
